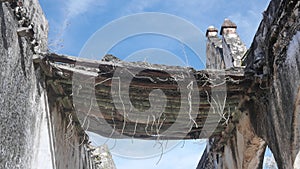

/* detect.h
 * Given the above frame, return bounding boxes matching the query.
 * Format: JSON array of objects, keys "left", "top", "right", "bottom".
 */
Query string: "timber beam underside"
[{"left": 39, "top": 53, "right": 253, "bottom": 140}]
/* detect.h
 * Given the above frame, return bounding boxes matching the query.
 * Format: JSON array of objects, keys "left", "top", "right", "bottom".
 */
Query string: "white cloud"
[
  {"left": 49, "top": 0, "right": 107, "bottom": 52},
  {"left": 65, "top": 0, "right": 106, "bottom": 19},
  {"left": 122, "top": 0, "right": 218, "bottom": 18},
  {"left": 122, "top": 0, "right": 161, "bottom": 14}
]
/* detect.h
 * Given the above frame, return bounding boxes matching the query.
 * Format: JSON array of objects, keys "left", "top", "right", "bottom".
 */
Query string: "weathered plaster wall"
[
  {"left": 206, "top": 36, "right": 224, "bottom": 69},
  {"left": 0, "top": 1, "right": 49, "bottom": 168},
  {"left": 199, "top": 0, "right": 300, "bottom": 168},
  {"left": 47, "top": 89, "right": 94, "bottom": 169},
  {"left": 220, "top": 0, "right": 300, "bottom": 168},
  {"left": 0, "top": 1, "right": 112, "bottom": 169},
  {"left": 222, "top": 113, "right": 266, "bottom": 169},
  {"left": 245, "top": 0, "right": 300, "bottom": 168}
]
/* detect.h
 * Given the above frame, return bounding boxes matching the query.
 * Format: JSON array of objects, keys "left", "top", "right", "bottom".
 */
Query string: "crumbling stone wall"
[
  {"left": 0, "top": 1, "right": 108, "bottom": 169},
  {"left": 245, "top": 0, "right": 300, "bottom": 168},
  {"left": 198, "top": 0, "right": 300, "bottom": 168},
  {"left": 47, "top": 89, "right": 96, "bottom": 169},
  {"left": 2, "top": 0, "right": 299, "bottom": 168},
  {"left": 0, "top": 1, "right": 49, "bottom": 168}
]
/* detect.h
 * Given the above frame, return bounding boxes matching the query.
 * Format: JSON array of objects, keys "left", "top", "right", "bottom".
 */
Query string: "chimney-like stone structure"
[
  {"left": 206, "top": 26, "right": 225, "bottom": 69},
  {"left": 221, "top": 19, "right": 247, "bottom": 68},
  {"left": 200, "top": 0, "right": 300, "bottom": 168},
  {"left": 220, "top": 18, "right": 237, "bottom": 35},
  {"left": 205, "top": 19, "right": 247, "bottom": 69},
  {"left": 206, "top": 25, "right": 218, "bottom": 37}
]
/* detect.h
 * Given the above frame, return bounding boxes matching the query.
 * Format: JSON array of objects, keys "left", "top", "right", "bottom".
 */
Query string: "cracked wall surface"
[
  {"left": 244, "top": 0, "right": 300, "bottom": 168},
  {"left": 198, "top": 0, "right": 300, "bottom": 168},
  {"left": 1, "top": 0, "right": 299, "bottom": 169},
  {"left": 0, "top": 1, "right": 49, "bottom": 168},
  {"left": 0, "top": 1, "right": 114, "bottom": 168}
]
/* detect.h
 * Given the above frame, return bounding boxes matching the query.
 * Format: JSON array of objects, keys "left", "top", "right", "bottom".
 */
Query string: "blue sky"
[
  {"left": 40, "top": 0, "right": 271, "bottom": 58},
  {"left": 38, "top": 0, "right": 277, "bottom": 168}
]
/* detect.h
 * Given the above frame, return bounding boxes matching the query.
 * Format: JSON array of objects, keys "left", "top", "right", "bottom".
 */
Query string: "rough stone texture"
[
  {"left": 221, "top": 19, "right": 247, "bottom": 68},
  {"left": 206, "top": 35, "right": 224, "bottom": 69},
  {"left": 221, "top": 113, "right": 266, "bottom": 169},
  {"left": 1, "top": 0, "right": 299, "bottom": 168},
  {"left": 47, "top": 89, "right": 96, "bottom": 169},
  {"left": 206, "top": 20, "right": 247, "bottom": 69},
  {"left": 0, "top": 1, "right": 48, "bottom": 168},
  {"left": 90, "top": 144, "right": 117, "bottom": 169},
  {"left": 197, "top": 139, "right": 222, "bottom": 169},
  {"left": 245, "top": 0, "right": 300, "bottom": 168},
  {"left": 197, "top": 111, "right": 267, "bottom": 169},
  {"left": 222, "top": 33, "right": 247, "bottom": 68},
  {"left": 0, "top": 1, "right": 112, "bottom": 169},
  {"left": 198, "top": 0, "right": 300, "bottom": 168}
]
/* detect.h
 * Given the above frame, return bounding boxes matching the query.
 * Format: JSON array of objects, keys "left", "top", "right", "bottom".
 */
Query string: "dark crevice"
[
  {"left": 229, "top": 135, "right": 239, "bottom": 169},
  {"left": 296, "top": 51, "right": 300, "bottom": 80},
  {"left": 18, "top": 37, "right": 27, "bottom": 77},
  {"left": 0, "top": 4, "right": 8, "bottom": 49}
]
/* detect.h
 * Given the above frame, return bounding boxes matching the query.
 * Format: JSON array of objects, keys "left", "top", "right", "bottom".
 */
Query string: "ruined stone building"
[
  {"left": 206, "top": 19, "right": 247, "bottom": 69},
  {"left": 0, "top": 0, "right": 299, "bottom": 169}
]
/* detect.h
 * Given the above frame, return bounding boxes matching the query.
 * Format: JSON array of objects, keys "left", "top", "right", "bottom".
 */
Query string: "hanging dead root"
[
  {"left": 187, "top": 81, "right": 198, "bottom": 128},
  {"left": 64, "top": 112, "right": 90, "bottom": 148}
]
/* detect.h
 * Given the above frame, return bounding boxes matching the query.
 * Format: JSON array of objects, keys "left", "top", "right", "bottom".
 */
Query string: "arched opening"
[{"left": 263, "top": 146, "right": 278, "bottom": 169}]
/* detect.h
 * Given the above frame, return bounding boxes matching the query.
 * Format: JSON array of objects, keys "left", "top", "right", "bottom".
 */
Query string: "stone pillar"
[
  {"left": 206, "top": 26, "right": 225, "bottom": 69},
  {"left": 221, "top": 19, "right": 247, "bottom": 68}
]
